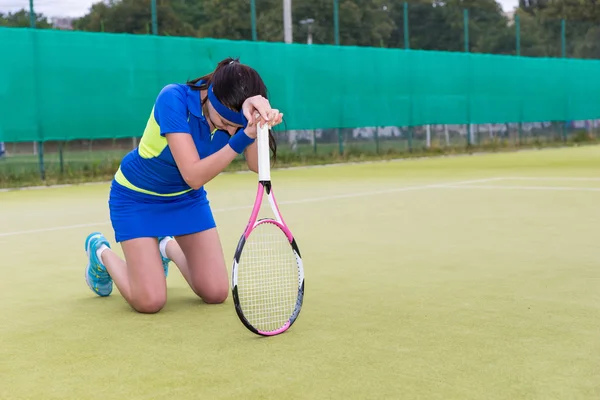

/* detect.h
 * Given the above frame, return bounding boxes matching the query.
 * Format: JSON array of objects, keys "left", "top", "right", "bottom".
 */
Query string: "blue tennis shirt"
[{"left": 114, "top": 82, "right": 231, "bottom": 197}]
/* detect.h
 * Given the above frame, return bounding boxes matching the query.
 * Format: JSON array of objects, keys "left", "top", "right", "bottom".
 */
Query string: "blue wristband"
[{"left": 228, "top": 130, "right": 255, "bottom": 154}]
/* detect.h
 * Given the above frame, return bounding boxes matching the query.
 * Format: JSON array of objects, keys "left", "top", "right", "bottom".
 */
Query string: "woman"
[{"left": 84, "top": 57, "right": 283, "bottom": 314}]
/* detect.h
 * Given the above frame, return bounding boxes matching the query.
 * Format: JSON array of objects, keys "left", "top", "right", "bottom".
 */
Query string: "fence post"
[
  {"left": 251, "top": 0, "right": 257, "bottom": 41},
  {"left": 561, "top": 19, "right": 566, "bottom": 58},
  {"left": 404, "top": 2, "right": 413, "bottom": 152},
  {"left": 337, "top": 129, "right": 344, "bottom": 155},
  {"left": 464, "top": 8, "right": 471, "bottom": 147},
  {"left": 464, "top": 9, "right": 469, "bottom": 53},
  {"left": 283, "top": 0, "right": 292, "bottom": 43},
  {"left": 151, "top": 0, "right": 158, "bottom": 35},
  {"left": 333, "top": 0, "right": 339, "bottom": 45},
  {"left": 29, "top": 0, "right": 35, "bottom": 27},
  {"left": 561, "top": 18, "right": 567, "bottom": 142},
  {"left": 515, "top": 14, "right": 520, "bottom": 56},
  {"left": 403, "top": 2, "right": 409, "bottom": 49},
  {"left": 516, "top": 14, "right": 523, "bottom": 145},
  {"left": 333, "top": 0, "right": 342, "bottom": 153},
  {"left": 59, "top": 142, "right": 64, "bottom": 175},
  {"left": 30, "top": 0, "right": 45, "bottom": 180}
]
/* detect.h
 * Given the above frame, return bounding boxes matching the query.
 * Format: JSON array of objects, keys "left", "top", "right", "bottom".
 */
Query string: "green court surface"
[{"left": 1, "top": 146, "right": 599, "bottom": 400}]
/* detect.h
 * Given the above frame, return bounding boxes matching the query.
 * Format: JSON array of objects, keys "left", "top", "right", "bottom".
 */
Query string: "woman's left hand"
[{"left": 242, "top": 95, "right": 284, "bottom": 130}]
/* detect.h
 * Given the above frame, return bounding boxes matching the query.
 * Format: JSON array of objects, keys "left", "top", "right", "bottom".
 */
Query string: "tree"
[
  {"left": 515, "top": 0, "right": 600, "bottom": 58},
  {"left": 572, "top": 25, "right": 600, "bottom": 58},
  {"left": 71, "top": 0, "right": 397, "bottom": 47},
  {"left": 338, "top": 0, "right": 396, "bottom": 47},
  {"left": 73, "top": 0, "right": 197, "bottom": 36},
  {"left": 0, "top": 9, "right": 53, "bottom": 28},
  {"left": 68, "top": 0, "right": 521, "bottom": 56},
  {"left": 170, "top": 0, "right": 210, "bottom": 33},
  {"left": 195, "top": 0, "right": 253, "bottom": 41},
  {"left": 436, "top": 0, "right": 514, "bottom": 54},
  {"left": 518, "top": 0, "right": 551, "bottom": 15},
  {"left": 386, "top": 0, "right": 514, "bottom": 53},
  {"left": 199, "top": 0, "right": 396, "bottom": 46}
]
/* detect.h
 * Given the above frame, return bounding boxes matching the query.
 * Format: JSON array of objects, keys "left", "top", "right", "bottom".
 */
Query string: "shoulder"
[
  {"left": 156, "top": 84, "right": 188, "bottom": 105},
  {"left": 153, "top": 84, "right": 193, "bottom": 134},
  {"left": 154, "top": 84, "right": 190, "bottom": 121}
]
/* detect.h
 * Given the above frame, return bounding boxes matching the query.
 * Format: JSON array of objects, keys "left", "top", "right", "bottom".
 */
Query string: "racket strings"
[{"left": 237, "top": 222, "right": 299, "bottom": 332}]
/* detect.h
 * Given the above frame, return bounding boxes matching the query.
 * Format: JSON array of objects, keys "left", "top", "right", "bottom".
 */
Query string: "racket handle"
[{"left": 257, "top": 122, "right": 271, "bottom": 182}]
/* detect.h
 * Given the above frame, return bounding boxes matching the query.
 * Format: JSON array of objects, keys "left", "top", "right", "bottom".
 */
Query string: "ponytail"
[
  {"left": 187, "top": 57, "right": 239, "bottom": 95},
  {"left": 187, "top": 57, "right": 277, "bottom": 163}
]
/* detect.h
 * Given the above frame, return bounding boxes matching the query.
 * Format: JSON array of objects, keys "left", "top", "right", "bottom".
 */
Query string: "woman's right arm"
[
  {"left": 154, "top": 84, "right": 254, "bottom": 190},
  {"left": 167, "top": 132, "right": 252, "bottom": 190},
  {"left": 156, "top": 86, "right": 277, "bottom": 190}
]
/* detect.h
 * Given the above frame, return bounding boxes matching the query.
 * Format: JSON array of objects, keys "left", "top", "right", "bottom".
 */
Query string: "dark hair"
[{"left": 188, "top": 57, "right": 277, "bottom": 162}]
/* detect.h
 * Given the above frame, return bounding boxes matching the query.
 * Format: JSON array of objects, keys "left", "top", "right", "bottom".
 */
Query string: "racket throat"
[{"left": 260, "top": 180, "right": 272, "bottom": 194}]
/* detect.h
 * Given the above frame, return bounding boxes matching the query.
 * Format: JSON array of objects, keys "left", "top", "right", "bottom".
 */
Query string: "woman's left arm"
[{"left": 211, "top": 129, "right": 258, "bottom": 173}]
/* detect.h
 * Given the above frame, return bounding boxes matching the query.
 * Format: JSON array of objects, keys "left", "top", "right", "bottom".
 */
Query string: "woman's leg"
[
  {"left": 85, "top": 232, "right": 167, "bottom": 314},
  {"left": 170, "top": 228, "right": 229, "bottom": 304},
  {"left": 159, "top": 237, "right": 193, "bottom": 286},
  {"left": 159, "top": 235, "right": 229, "bottom": 303}
]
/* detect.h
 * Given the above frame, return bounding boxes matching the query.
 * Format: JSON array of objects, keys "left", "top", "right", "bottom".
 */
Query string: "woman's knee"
[
  {"left": 120, "top": 238, "right": 168, "bottom": 313},
  {"left": 203, "top": 290, "right": 228, "bottom": 304},
  {"left": 176, "top": 229, "right": 229, "bottom": 304},
  {"left": 131, "top": 293, "right": 166, "bottom": 314},
  {"left": 193, "top": 280, "right": 228, "bottom": 304}
]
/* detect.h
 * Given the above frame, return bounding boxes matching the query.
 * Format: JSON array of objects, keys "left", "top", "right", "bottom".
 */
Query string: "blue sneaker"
[
  {"left": 84, "top": 232, "right": 113, "bottom": 297},
  {"left": 158, "top": 236, "right": 172, "bottom": 277}
]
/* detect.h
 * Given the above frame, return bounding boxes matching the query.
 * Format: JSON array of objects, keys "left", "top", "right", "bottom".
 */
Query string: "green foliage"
[
  {"left": 72, "top": 0, "right": 197, "bottom": 36},
  {"left": 196, "top": 0, "right": 253, "bottom": 41},
  {"left": 516, "top": 0, "right": 600, "bottom": 58},
  {"left": 0, "top": 9, "right": 52, "bottom": 28},
  {"left": 4, "top": 0, "right": 600, "bottom": 59}
]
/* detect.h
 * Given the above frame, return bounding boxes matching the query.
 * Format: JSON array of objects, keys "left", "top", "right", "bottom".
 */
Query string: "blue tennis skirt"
[{"left": 108, "top": 180, "right": 216, "bottom": 243}]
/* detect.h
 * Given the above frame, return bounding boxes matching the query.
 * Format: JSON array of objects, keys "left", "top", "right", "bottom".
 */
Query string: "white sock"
[
  {"left": 96, "top": 244, "right": 109, "bottom": 264},
  {"left": 159, "top": 237, "right": 174, "bottom": 259}
]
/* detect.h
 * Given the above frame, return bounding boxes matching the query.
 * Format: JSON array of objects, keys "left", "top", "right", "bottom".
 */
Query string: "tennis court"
[{"left": 1, "top": 146, "right": 599, "bottom": 399}]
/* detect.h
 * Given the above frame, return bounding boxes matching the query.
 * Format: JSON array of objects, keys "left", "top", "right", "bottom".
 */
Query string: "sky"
[{"left": 1, "top": 0, "right": 520, "bottom": 18}]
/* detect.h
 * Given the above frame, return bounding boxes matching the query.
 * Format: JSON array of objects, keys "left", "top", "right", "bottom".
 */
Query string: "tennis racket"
[{"left": 231, "top": 122, "right": 305, "bottom": 337}]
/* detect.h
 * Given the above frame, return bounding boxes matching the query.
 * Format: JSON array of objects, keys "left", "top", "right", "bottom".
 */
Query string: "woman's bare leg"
[
  {"left": 86, "top": 233, "right": 167, "bottom": 314},
  {"left": 173, "top": 228, "right": 229, "bottom": 304},
  {"left": 85, "top": 230, "right": 227, "bottom": 309},
  {"left": 160, "top": 237, "right": 193, "bottom": 286}
]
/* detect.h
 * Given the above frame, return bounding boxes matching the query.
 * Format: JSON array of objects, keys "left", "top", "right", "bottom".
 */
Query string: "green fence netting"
[{"left": 2, "top": 27, "right": 600, "bottom": 144}]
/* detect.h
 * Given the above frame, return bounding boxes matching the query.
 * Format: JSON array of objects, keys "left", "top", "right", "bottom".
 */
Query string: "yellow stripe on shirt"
[
  {"left": 114, "top": 167, "right": 192, "bottom": 197},
  {"left": 138, "top": 107, "right": 168, "bottom": 159}
]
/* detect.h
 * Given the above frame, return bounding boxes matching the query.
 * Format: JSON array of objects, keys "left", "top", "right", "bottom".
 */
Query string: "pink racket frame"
[{"left": 231, "top": 123, "right": 305, "bottom": 337}]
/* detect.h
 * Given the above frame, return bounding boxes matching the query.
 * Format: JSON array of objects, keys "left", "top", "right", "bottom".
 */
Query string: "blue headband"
[{"left": 207, "top": 84, "right": 248, "bottom": 127}]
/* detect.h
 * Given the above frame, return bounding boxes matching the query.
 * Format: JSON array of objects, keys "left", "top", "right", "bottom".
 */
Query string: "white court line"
[
  {"left": 0, "top": 146, "right": 562, "bottom": 194},
  {"left": 0, "top": 151, "right": 513, "bottom": 193},
  {"left": 505, "top": 177, "right": 600, "bottom": 181},
  {"left": 0, "top": 177, "right": 502, "bottom": 238},
  {"left": 442, "top": 185, "right": 600, "bottom": 192},
  {"left": 0, "top": 180, "right": 110, "bottom": 193},
  {"left": 0, "top": 157, "right": 460, "bottom": 193}
]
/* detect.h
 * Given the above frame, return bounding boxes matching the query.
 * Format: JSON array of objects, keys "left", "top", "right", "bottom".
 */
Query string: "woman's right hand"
[{"left": 242, "top": 95, "right": 283, "bottom": 138}]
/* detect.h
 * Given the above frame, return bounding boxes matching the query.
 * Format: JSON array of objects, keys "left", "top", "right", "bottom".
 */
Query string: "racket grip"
[{"left": 229, "top": 130, "right": 256, "bottom": 154}]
